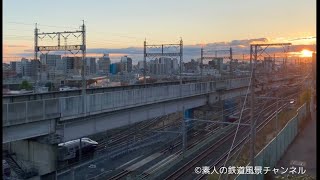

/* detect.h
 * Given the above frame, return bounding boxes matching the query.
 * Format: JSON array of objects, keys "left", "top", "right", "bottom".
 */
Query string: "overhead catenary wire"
[
  {"left": 220, "top": 71, "right": 311, "bottom": 179},
  {"left": 5, "top": 21, "right": 80, "bottom": 30},
  {"left": 218, "top": 60, "right": 254, "bottom": 180},
  {"left": 223, "top": 90, "right": 274, "bottom": 179},
  {"left": 222, "top": 88, "right": 305, "bottom": 180}
]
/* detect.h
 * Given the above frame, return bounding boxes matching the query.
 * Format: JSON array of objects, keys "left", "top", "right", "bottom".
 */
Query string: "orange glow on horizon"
[{"left": 300, "top": 49, "right": 313, "bottom": 57}]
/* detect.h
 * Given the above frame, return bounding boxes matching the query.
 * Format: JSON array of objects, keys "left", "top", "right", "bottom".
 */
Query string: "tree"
[{"left": 19, "top": 80, "right": 33, "bottom": 90}]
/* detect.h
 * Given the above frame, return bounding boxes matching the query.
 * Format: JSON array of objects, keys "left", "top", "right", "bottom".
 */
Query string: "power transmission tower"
[
  {"left": 249, "top": 45, "right": 256, "bottom": 180},
  {"left": 143, "top": 39, "right": 183, "bottom": 84},
  {"left": 200, "top": 48, "right": 232, "bottom": 79},
  {"left": 34, "top": 21, "right": 86, "bottom": 114},
  {"left": 249, "top": 43, "right": 291, "bottom": 180}
]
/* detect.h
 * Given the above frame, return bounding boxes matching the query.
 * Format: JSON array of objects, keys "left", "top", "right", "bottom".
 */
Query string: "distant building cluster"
[
  {"left": 2, "top": 54, "right": 135, "bottom": 91},
  {"left": 147, "top": 57, "right": 179, "bottom": 75},
  {"left": 4, "top": 52, "right": 291, "bottom": 92},
  {"left": 109, "top": 56, "right": 133, "bottom": 75}
]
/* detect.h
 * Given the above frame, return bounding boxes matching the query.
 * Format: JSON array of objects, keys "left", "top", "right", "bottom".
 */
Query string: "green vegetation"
[{"left": 19, "top": 80, "right": 33, "bottom": 90}]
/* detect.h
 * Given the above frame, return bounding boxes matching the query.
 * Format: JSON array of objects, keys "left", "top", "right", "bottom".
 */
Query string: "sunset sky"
[{"left": 3, "top": 0, "right": 316, "bottom": 63}]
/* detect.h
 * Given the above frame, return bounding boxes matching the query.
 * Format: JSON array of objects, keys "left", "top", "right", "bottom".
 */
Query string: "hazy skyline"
[{"left": 3, "top": 0, "right": 316, "bottom": 62}]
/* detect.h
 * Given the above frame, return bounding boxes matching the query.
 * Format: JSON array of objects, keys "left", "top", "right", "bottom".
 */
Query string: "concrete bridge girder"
[
  {"left": 61, "top": 95, "right": 209, "bottom": 142},
  {"left": 60, "top": 87, "right": 250, "bottom": 142},
  {"left": 3, "top": 78, "right": 252, "bottom": 143},
  {"left": 3, "top": 119, "right": 56, "bottom": 144}
]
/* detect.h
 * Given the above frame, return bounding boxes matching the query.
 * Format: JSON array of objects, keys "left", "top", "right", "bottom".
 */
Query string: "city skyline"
[{"left": 3, "top": 0, "right": 316, "bottom": 62}]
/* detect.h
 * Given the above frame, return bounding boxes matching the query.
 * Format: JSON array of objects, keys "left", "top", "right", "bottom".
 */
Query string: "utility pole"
[
  {"left": 230, "top": 47, "right": 233, "bottom": 76},
  {"left": 249, "top": 45, "right": 256, "bottom": 179},
  {"left": 34, "top": 21, "right": 86, "bottom": 112},
  {"left": 143, "top": 39, "right": 182, "bottom": 85},
  {"left": 182, "top": 107, "right": 186, "bottom": 158},
  {"left": 144, "top": 40, "right": 147, "bottom": 85},
  {"left": 34, "top": 23, "right": 39, "bottom": 86},
  {"left": 81, "top": 20, "right": 87, "bottom": 115},
  {"left": 275, "top": 95, "right": 279, "bottom": 160},
  {"left": 200, "top": 48, "right": 203, "bottom": 80},
  {"left": 221, "top": 98, "right": 224, "bottom": 129},
  {"left": 248, "top": 43, "right": 291, "bottom": 179},
  {"left": 180, "top": 38, "right": 183, "bottom": 86}
]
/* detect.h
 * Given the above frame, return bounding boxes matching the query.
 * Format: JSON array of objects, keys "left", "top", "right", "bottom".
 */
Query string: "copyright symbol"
[{"left": 194, "top": 167, "right": 202, "bottom": 174}]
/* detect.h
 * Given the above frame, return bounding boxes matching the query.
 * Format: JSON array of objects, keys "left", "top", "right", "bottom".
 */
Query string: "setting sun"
[{"left": 300, "top": 49, "right": 313, "bottom": 57}]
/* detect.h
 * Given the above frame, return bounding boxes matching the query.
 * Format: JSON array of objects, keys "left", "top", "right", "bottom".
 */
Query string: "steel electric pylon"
[
  {"left": 200, "top": 47, "right": 232, "bottom": 79},
  {"left": 249, "top": 42, "right": 291, "bottom": 180},
  {"left": 34, "top": 21, "right": 87, "bottom": 115},
  {"left": 143, "top": 39, "right": 183, "bottom": 85}
]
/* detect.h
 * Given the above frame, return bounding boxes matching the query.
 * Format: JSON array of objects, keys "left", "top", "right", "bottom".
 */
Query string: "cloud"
[
  {"left": 8, "top": 37, "right": 316, "bottom": 64},
  {"left": 4, "top": 45, "right": 28, "bottom": 48},
  {"left": 288, "top": 36, "right": 316, "bottom": 41}
]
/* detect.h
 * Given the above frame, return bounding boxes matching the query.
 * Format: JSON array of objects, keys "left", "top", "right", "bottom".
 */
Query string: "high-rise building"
[
  {"left": 149, "top": 58, "right": 166, "bottom": 75},
  {"left": 56, "top": 58, "right": 66, "bottom": 72},
  {"left": 86, "top": 57, "right": 97, "bottom": 75},
  {"left": 127, "top": 57, "right": 133, "bottom": 72},
  {"left": 184, "top": 59, "right": 199, "bottom": 73},
  {"left": 98, "top": 54, "right": 111, "bottom": 74},
  {"left": 61, "top": 57, "right": 81, "bottom": 75},
  {"left": 30, "top": 60, "right": 41, "bottom": 81},
  {"left": 63, "top": 57, "right": 75, "bottom": 74},
  {"left": 10, "top": 61, "right": 22, "bottom": 75},
  {"left": 172, "top": 58, "right": 179, "bottom": 72},
  {"left": 209, "top": 57, "right": 224, "bottom": 71},
  {"left": 21, "top": 58, "right": 32, "bottom": 77},
  {"left": 120, "top": 56, "right": 133, "bottom": 72},
  {"left": 147, "top": 57, "right": 178, "bottom": 75},
  {"left": 138, "top": 61, "right": 144, "bottom": 70},
  {"left": 3, "top": 66, "right": 17, "bottom": 79},
  {"left": 159, "top": 57, "right": 172, "bottom": 74},
  {"left": 40, "top": 54, "right": 61, "bottom": 69},
  {"left": 2, "top": 68, "right": 17, "bottom": 79},
  {"left": 110, "top": 63, "right": 118, "bottom": 74},
  {"left": 73, "top": 57, "right": 82, "bottom": 75}
]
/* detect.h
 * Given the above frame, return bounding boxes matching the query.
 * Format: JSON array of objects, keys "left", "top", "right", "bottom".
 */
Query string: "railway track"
[
  {"left": 85, "top": 98, "right": 275, "bottom": 180},
  {"left": 57, "top": 116, "right": 170, "bottom": 170},
  {"left": 194, "top": 92, "right": 301, "bottom": 180},
  {"left": 193, "top": 106, "right": 289, "bottom": 180},
  {"left": 113, "top": 105, "right": 259, "bottom": 180},
  {"left": 163, "top": 100, "right": 286, "bottom": 180},
  {"left": 165, "top": 92, "right": 299, "bottom": 180}
]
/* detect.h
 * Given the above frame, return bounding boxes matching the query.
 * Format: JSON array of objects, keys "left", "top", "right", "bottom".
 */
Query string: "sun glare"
[{"left": 300, "top": 49, "right": 313, "bottom": 57}]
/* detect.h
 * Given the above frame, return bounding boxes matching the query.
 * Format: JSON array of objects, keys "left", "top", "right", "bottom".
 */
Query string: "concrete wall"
[
  {"left": 60, "top": 86, "right": 252, "bottom": 142},
  {"left": 61, "top": 95, "right": 209, "bottom": 141},
  {"left": 4, "top": 78, "right": 252, "bottom": 143},
  {"left": 9, "top": 140, "right": 57, "bottom": 176},
  {"left": 3, "top": 78, "right": 251, "bottom": 125},
  {"left": 3, "top": 119, "right": 56, "bottom": 143}
]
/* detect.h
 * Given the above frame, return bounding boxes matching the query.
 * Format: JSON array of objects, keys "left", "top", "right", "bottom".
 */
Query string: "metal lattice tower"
[
  {"left": 250, "top": 43, "right": 291, "bottom": 74},
  {"left": 249, "top": 42, "right": 291, "bottom": 175},
  {"left": 200, "top": 47, "right": 232, "bottom": 79},
  {"left": 34, "top": 21, "right": 87, "bottom": 114},
  {"left": 143, "top": 39, "right": 183, "bottom": 84}
]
